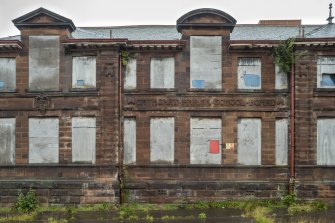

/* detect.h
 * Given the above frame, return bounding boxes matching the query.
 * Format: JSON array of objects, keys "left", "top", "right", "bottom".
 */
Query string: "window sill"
[
  {"left": 236, "top": 89, "right": 264, "bottom": 93},
  {"left": 25, "top": 89, "right": 63, "bottom": 93},
  {"left": 187, "top": 89, "right": 222, "bottom": 92},
  {"left": 69, "top": 87, "right": 98, "bottom": 92},
  {"left": 148, "top": 89, "right": 176, "bottom": 92},
  {"left": 0, "top": 89, "right": 18, "bottom": 93},
  {"left": 313, "top": 88, "right": 335, "bottom": 96}
]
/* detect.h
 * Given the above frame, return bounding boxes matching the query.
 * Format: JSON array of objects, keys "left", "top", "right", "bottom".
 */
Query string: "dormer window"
[
  {"left": 29, "top": 36, "right": 60, "bottom": 91},
  {"left": 190, "top": 36, "right": 222, "bottom": 90}
]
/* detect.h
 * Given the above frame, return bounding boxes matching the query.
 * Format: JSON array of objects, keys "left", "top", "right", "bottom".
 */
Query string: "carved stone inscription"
[{"left": 125, "top": 96, "right": 287, "bottom": 111}]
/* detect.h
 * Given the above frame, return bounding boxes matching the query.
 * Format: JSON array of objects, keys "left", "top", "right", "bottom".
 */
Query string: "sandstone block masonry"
[{"left": 0, "top": 7, "right": 335, "bottom": 205}]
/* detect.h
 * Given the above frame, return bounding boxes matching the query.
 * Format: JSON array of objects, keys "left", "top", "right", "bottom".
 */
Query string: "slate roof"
[
  {"left": 72, "top": 26, "right": 182, "bottom": 40},
  {"left": 3, "top": 24, "right": 335, "bottom": 41}
]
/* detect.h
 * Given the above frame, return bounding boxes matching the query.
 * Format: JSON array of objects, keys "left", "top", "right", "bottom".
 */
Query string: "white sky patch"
[{"left": 0, "top": 0, "right": 332, "bottom": 37}]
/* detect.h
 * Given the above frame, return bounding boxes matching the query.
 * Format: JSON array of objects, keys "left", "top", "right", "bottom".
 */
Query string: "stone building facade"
[{"left": 0, "top": 7, "right": 335, "bottom": 205}]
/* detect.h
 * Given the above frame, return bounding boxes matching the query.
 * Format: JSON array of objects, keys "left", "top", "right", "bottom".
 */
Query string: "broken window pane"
[
  {"left": 190, "top": 118, "right": 222, "bottom": 164},
  {"left": 124, "top": 58, "right": 137, "bottom": 89},
  {"left": 29, "top": 36, "right": 60, "bottom": 90},
  {"left": 72, "top": 56, "right": 96, "bottom": 88},
  {"left": 29, "top": 118, "right": 59, "bottom": 163},
  {"left": 124, "top": 118, "right": 136, "bottom": 164},
  {"left": 0, "top": 118, "right": 15, "bottom": 165},
  {"left": 317, "top": 119, "right": 335, "bottom": 165},
  {"left": 0, "top": 58, "right": 16, "bottom": 91},
  {"left": 72, "top": 117, "right": 96, "bottom": 164},
  {"left": 238, "top": 58, "right": 261, "bottom": 89},
  {"left": 150, "top": 117, "right": 174, "bottom": 163},
  {"left": 237, "top": 118, "right": 261, "bottom": 165},
  {"left": 150, "top": 57, "right": 175, "bottom": 88},
  {"left": 317, "top": 56, "right": 335, "bottom": 88},
  {"left": 190, "top": 36, "right": 222, "bottom": 89}
]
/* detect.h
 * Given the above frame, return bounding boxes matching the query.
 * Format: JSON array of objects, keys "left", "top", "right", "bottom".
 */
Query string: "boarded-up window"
[
  {"left": 72, "top": 57, "right": 96, "bottom": 88},
  {"left": 0, "top": 58, "right": 16, "bottom": 91},
  {"left": 150, "top": 117, "right": 174, "bottom": 163},
  {"left": 124, "top": 118, "right": 136, "bottom": 164},
  {"left": 150, "top": 58, "right": 174, "bottom": 88},
  {"left": 237, "top": 118, "right": 261, "bottom": 165},
  {"left": 29, "top": 36, "right": 60, "bottom": 90},
  {"left": 238, "top": 58, "right": 261, "bottom": 89},
  {"left": 29, "top": 118, "right": 59, "bottom": 163},
  {"left": 190, "top": 118, "right": 222, "bottom": 164},
  {"left": 317, "top": 57, "right": 335, "bottom": 88},
  {"left": 72, "top": 117, "right": 96, "bottom": 164},
  {"left": 190, "top": 36, "right": 222, "bottom": 89},
  {"left": 124, "top": 58, "right": 137, "bottom": 89},
  {"left": 0, "top": 118, "right": 15, "bottom": 165},
  {"left": 317, "top": 119, "right": 335, "bottom": 165},
  {"left": 275, "top": 64, "right": 288, "bottom": 89},
  {"left": 276, "top": 119, "right": 288, "bottom": 165}
]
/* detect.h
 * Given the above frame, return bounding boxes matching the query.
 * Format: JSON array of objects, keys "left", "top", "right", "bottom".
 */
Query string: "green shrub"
[
  {"left": 14, "top": 188, "right": 39, "bottom": 213},
  {"left": 281, "top": 193, "right": 297, "bottom": 206}
]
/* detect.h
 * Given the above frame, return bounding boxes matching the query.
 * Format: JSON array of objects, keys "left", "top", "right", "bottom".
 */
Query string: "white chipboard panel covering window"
[
  {"left": 238, "top": 58, "right": 261, "bottom": 89},
  {"left": 237, "top": 118, "right": 261, "bottom": 165},
  {"left": 317, "top": 119, "right": 335, "bottom": 165},
  {"left": 190, "top": 118, "right": 222, "bottom": 164},
  {"left": 275, "top": 119, "right": 288, "bottom": 165},
  {"left": 29, "top": 36, "right": 60, "bottom": 90},
  {"left": 72, "top": 56, "right": 96, "bottom": 88},
  {"left": 0, "top": 118, "right": 15, "bottom": 165},
  {"left": 190, "top": 36, "right": 222, "bottom": 89},
  {"left": 0, "top": 58, "right": 16, "bottom": 91},
  {"left": 124, "top": 58, "right": 137, "bottom": 89},
  {"left": 29, "top": 118, "right": 59, "bottom": 164},
  {"left": 124, "top": 118, "right": 136, "bottom": 164},
  {"left": 72, "top": 117, "right": 96, "bottom": 164},
  {"left": 317, "top": 57, "right": 335, "bottom": 88},
  {"left": 275, "top": 64, "right": 288, "bottom": 89},
  {"left": 150, "top": 57, "right": 175, "bottom": 88},
  {"left": 150, "top": 118, "right": 174, "bottom": 163}
]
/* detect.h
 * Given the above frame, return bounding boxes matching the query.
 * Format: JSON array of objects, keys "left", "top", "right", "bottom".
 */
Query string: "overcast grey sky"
[{"left": 0, "top": 0, "right": 333, "bottom": 37}]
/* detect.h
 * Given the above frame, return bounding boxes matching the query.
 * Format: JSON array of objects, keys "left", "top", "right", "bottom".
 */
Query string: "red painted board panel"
[{"left": 209, "top": 140, "right": 220, "bottom": 154}]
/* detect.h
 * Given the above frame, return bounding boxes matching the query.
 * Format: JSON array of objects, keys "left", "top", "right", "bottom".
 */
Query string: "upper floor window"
[
  {"left": 150, "top": 57, "right": 174, "bottom": 89},
  {"left": 29, "top": 36, "right": 60, "bottom": 91},
  {"left": 124, "top": 58, "right": 137, "bottom": 90},
  {"left": 238, "top": 58, "right": 261, "bottom": 90},
  {"left": 317, "top": 56, "right": 335, "bottom": 88},
  {"left": 72, "top": 56, "right": 96, "bottom": 88},
  {"left": 0, "top": 58, "right": 16, "bottom": 92},
  {"left": 190, "top": 36, "right": 222, "bottom": 89},
  {"left": 275, "top": 64, "right": 288, "bottom": 90}
]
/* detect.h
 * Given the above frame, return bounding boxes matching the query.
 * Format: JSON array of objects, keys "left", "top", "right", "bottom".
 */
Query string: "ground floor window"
[
  {"left": 0, "top": 118, "right": 15, "bottom": 165},
  {"left": 317, "top": 118, "right": 335, "bottom": 165},
  {"left": 237, "top": 118, "right": 261, "bottom": 165},
  {"left": 190, "top": 118, "right": 222, "bottom": 164}
]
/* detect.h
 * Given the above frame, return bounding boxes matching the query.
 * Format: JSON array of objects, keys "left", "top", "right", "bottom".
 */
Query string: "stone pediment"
[
  {"left": 177, "top": 8, "right": 237, "bottom": 33},
  {"left": 12, "top": 7, "right": 76, "bottom": 32}
]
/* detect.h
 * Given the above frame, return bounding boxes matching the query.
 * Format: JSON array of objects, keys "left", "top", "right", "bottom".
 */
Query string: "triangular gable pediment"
[{"left": 12, "top": 7, "right": 76, "bottom": 32}]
